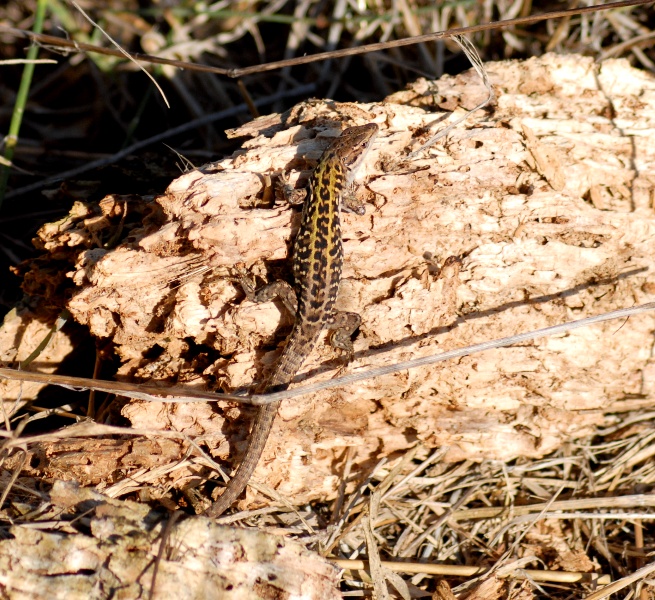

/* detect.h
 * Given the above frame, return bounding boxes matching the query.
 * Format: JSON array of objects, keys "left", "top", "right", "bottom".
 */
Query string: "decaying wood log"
[
  {"left": 10, "top": 53, "right": 655, "bottom": 511},
  {"left": 0, "top": 481, "right": 341, "bottom": 599}
]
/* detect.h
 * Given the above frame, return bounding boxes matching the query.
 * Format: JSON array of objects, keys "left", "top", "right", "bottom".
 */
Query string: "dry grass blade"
[
  {"left": 2, "top": 302, "right": 655, "bottom": 408},
  {"left": 584, "top": 561, "right": 655, "bottom": 599},
  {"left": 69, "top": 0, "right": 169, "bottom": 108},
  {"left": 334, "top": 559, "right": 612, "bottom": 585},
  {"left": 407, "top": 33, "right": 494, "bottom": 158}
]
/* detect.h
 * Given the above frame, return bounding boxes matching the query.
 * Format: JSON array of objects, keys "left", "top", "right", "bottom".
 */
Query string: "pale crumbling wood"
[
  {"left": 16, "top": 53, "right": 655, "bottom": 511},
  {"left": 0, "top": 306, "right": 76, "bottom": 413},
  {"left": 0, "top": 481, "right": 341, "bottom": 600}
]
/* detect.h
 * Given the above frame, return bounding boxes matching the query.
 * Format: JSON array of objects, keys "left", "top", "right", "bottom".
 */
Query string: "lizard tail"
[
  {"left": 204, "top": 400, "right": 279, "bottom": 518},
  {"left": 205, "top": 326, "right": 318, "bottom": 517}
]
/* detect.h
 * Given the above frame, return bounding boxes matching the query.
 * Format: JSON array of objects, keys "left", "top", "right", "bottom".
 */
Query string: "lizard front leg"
[{"left": 238, "top": 269, "right": 298, "bottom": 318}]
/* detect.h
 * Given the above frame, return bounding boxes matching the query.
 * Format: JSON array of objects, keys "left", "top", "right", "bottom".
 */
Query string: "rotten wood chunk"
[{"left": 0, "top": 481, "right": 341, "bottom": 600}]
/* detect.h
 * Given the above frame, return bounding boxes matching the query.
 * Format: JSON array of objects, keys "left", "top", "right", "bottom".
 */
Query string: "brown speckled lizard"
[{"left": 205, "top": 122, "right": 378, "bottom": 517}]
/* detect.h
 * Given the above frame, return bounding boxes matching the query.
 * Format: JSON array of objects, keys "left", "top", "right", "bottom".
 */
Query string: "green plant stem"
[{"left": 0, "top": 0, "right": 48, "bottom": 209}]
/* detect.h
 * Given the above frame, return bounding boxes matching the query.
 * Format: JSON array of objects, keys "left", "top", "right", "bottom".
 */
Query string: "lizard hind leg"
[
  {"left": 326, "top": 310, "right": 361, "bottom": 363},
  {"left": 341, "top": 184, "right": 366, "bottom": 215}
]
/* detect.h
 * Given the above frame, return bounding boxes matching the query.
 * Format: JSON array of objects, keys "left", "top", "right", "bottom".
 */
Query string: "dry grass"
[
  {"left": 2, "top": 1, "right": 655, "bottom": 598},
  {"left": 3, "top": 406, "right": 655, "bottom": 597}
]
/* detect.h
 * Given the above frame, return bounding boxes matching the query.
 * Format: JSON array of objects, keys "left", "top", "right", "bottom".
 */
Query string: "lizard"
[{"left": 205, "top": 122, "right": 379, "bottom": 518}]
